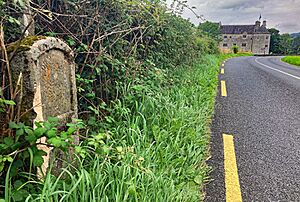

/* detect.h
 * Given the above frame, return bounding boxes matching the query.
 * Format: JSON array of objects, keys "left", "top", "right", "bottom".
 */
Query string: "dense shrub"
[
  {"left": 232, "top": 45, "right": 239, "bottom": 54},
  {"left": 1, "top": 0, "right": 219, "bottom": 118},
  {"left": 0, "top": 0, "right": 220, "bottom": 201},
  {"left": 32, "top": 0, "right": 218, "bottom": 111}
]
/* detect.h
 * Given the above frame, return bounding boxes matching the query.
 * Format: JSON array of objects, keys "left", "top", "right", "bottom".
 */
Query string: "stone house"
[{"left": 219, "top": 20, "right": 271, "bottom": 55}]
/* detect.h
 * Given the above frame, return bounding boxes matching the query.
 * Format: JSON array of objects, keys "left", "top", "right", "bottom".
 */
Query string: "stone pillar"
[{"left": 9, "top": 36, "right": 78, "bottom": 175}]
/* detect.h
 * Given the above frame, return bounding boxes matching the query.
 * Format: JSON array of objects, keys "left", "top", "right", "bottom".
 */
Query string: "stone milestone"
[{"left": 9, "top": 36, "right": 78, "bottom": 174}]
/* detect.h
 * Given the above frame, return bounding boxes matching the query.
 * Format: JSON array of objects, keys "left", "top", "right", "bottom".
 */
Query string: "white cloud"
[{"left": 166, "top": 0, "right": 300, "bottom": 33}]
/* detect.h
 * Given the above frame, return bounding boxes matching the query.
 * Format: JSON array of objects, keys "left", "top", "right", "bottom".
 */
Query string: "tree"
[
  {"left": 268, "top": 28, "right": 281, "bottom": 54},
  {"left": 280, "top": 34, "right": 293, "bottom": 55},
  {"left": 269, "top": 28, "right": 296, "bottom": 55},
  {"left": 198, "top": 21, "right": 221, "bottom": 41},
  {"left": 292, "top": 36, "right": 300, "bottom": 54}
]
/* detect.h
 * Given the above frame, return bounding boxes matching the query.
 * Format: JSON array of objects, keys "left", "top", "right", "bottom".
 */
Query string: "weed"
[{"left": 282, "top": 56, "right": 300, "bottom": 66}]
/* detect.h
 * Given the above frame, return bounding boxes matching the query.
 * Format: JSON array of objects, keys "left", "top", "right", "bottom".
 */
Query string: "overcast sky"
[{"left": 166, "top": 0, "right": 300, "bottom": 33}]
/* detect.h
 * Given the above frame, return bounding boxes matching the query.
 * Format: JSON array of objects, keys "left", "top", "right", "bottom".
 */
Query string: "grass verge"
[
  {"left": 282, "top": 56, "right": 300, "bottom": 66},
  {"left": 24, "top": 54, "right": 230, "bottom": 201},
  {"left": 220, "top": 53, "right": 253, "bottom": 60}
]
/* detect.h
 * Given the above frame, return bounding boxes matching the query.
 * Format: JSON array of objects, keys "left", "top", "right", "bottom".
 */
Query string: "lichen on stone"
[{"left": 6, "top": 36, "right": 47, "bottom": 53}]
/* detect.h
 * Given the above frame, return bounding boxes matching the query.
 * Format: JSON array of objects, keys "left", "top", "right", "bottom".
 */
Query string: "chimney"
[
  {"left": 262, "top": 20, "right": 267, "bottom": 27},
  {"left": 255, "top": 20, "right": 261, "bottom": 27}
]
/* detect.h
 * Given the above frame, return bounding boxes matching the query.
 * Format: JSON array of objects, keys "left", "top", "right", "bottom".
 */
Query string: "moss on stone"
[{"left": 6, "top": 36, "right": 47, "bottom": 53}]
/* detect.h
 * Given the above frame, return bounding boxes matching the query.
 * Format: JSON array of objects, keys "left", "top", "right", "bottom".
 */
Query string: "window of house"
[
  {"left": 242, "top": 43, "right": 247, "bottom": 47},
  {"left": 223, "top": 43, "right": 228, "bottom": 47},
  {"left": 233, "top": 43, "right": 237, "bottom": 46},
  {"left": 224, "top": 35, "right": 227, "bottom": 39},
  {"left": 229, "top": 36, "right": 232, "bottom": 38},
  {"left": 265, "top": 45, "right": 268, "bottom": 48},
  {"left": 266, "top": 36, "right": 269, "bottom": 39},
  {"left": 243, "top": 35, "right": 247, "bottom": 38}
]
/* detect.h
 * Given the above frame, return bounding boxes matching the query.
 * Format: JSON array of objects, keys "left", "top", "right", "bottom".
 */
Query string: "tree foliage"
[
  {"left": 268, "top": 28, "right": 299, "bottom": 55},
  {"left": 292, "top": 36, "right": 300, "bottom": 55},
  {"left": 198, "top": 21, "right": 221, "bottom": 41}
]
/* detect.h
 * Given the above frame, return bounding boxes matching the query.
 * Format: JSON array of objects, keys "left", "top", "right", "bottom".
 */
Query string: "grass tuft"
[
  {"left": 23, "top": 54, "right": 242, "bottom": 201},
  {"left": 282, "top": 56, "right": 300, "bottom": 66}
]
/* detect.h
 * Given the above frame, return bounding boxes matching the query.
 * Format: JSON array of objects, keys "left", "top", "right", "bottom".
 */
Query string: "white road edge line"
[{"left": 254, "top": 58, "right": 300, "bottom": 80}]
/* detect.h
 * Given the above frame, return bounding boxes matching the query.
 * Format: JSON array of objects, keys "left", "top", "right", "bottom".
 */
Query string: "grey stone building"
[{"left": 219, "top": 20, "right": 271, "bottom": 55}]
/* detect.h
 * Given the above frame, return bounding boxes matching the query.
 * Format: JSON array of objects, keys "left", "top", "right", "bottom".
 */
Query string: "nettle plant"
[{"left": 0, "top": 118, "right": 84, "bottom": 198}]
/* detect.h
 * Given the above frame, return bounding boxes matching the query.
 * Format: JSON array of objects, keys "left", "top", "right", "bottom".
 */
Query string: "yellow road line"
[
  {"left": 221, "top": 69, "right": 225, "bottom": 74},
  {"left": 222, "top": 63, "right": 225, "bottom": 67},
  {"left": 223, "top": 134, "right": 243, "bottom": 202},
  {"left": 221, "top": 80, "right": 227, "bottom": 97}
]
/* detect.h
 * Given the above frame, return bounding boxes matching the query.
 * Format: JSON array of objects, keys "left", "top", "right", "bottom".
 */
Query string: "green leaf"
[
  {"left": 34, "top": 121, "right": 43, "bottom": 128},
  {"left": 12, "top": 189, "right": 29, "bottom": 201},
  {"left": 21, "top": 150, "right": 29, "bottom": 159},
  {"left": 128, "top": 184, "right": 136, "bottom": 196},
  {"left": 48, "top": 117, "right": 59, "bottom": 123},
  {"left": 60, "top": 131, "right": 68, "bottom": 140},
  {"left": 34, "top": 127, "right": 47, "bottom": 138},
  {"left": 0, "top": 144, "right": 8, "bottom": 151},
  {"left": 13, "top": 159, "right": 23, "bottom": 168},
  {"left": 102, "top": 145, "right": 110, "bottom": 154},
  {"left": 36, "top": 149, "right": 47, "bottom": 156},
  {"left": 66, "top": 37, "right": 76, "bottom": 46},
  {"left": 16, "top": 128, "right": 24, "bottom": 137},
  {"left": 86, "top": 93, "right": 95, "bottom": 99},
  {"left": 67, "top": 127, "right": 76, "bottom": 135},
  {"left": 9, "top": 122, "right": 20, "bottom": 129},
  {"left": 11, "top": 142, "right": 21, "bottom": 151},
  {"left": 75, "top": 146, "right": 86, "bottom": 158},
  {"left": 194, "top": 175, "right": 203, "bottom": 185},
  {"left": 43, "top": 121, "right": 53, "bottom": 130},
  {"left": 60, "top": 141, "right": 68, "bottom": 149},
  {"left": 88, "top": 106, "right": 99, "bottom": 115},
  {"left": 4, "top": 156, "right": 13, "bottom": 162},
  {"left": 75, "top": 146, "right": 82, "bottom": 153},
  {"left": 25, "top": 133, "right": 37, "bottom": 143},
  {"left": 33, "top": 155, "right": 44, "bottom": 167},
  {"left": 3, "top": 137, "right": 14, "bottom": 147},
  {"left": 10, "top": 160, "right": 22, "bottom": 177},
  {"left": 45, "top": 32, "right": 57, "bottom": 37},
  {"left": 46, "top": 129, "right": 56, "bottom": 138},
  {"left": 105, "top": 116, "right": 114, "bottom": 123},
  {"left": 13, "top": 180, "right": 23, "bottom": 189},
  {"left": 116, "top": 146, "right": 123, "bottom": 153},
  {"left": 3, "top": 99, "right": 16, "bottom": 105},
  {"left": 24, "top": 128, "right": 33, "bottom": 135},
  {"left": 48, "top": 137, "right": 62, "bottom": 147}
]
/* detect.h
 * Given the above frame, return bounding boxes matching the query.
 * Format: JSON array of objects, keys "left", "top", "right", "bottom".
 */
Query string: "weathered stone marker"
[{"left": 9, "top": 36, "right": 78, "bottom": 175}]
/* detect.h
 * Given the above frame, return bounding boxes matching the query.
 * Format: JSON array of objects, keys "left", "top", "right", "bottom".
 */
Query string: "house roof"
[{"left": 221, "top": 25, "right": 269, "bottom": 34}]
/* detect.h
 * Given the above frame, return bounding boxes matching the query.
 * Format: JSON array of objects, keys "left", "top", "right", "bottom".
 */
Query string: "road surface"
[{"left": 205, "top": 56, "right": 300, "bottom": 201}]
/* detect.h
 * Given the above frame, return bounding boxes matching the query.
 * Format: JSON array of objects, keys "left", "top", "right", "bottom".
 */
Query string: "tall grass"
[
  {"left": 282, "top": 56, "right": 300, "bottom": 66},
  {"left": 24, "top": 55, "right": 221, "bottom": 202}
]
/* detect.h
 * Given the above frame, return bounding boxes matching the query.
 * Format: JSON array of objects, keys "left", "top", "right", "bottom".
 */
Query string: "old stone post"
[{"left": 9, "top": 36, "right": 78, "bottom": 175}]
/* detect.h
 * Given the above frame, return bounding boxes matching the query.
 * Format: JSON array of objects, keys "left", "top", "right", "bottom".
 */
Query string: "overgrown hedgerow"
[
  {"left": 1, "top": 0, "right": 222, "bottom": 201},
  {"left": 26, "top": 54, "right": 221, "bottom": 201}
]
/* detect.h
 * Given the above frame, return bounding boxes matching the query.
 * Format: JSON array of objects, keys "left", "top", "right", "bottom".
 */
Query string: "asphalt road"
[{"left": 205, "top": 56, "right": 300, "bottom": 201}]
